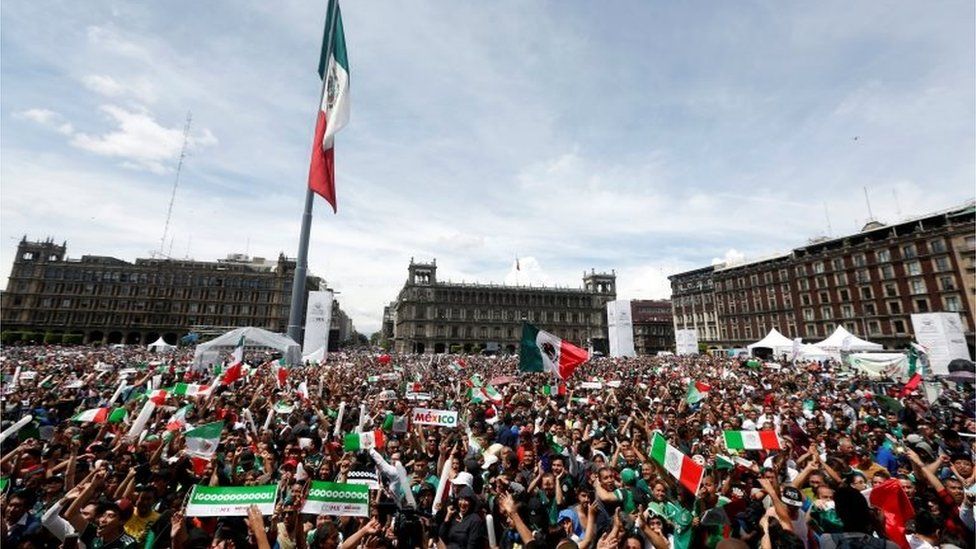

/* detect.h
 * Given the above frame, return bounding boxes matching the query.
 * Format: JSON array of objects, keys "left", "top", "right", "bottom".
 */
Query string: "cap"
[
  {"left": 620, "top": 468, "right": 637, "bottom": 485},
  {"left": 450, "top": 471, "right": 473, "bottom": 487},
  {"left": 781, "top": 486, "right": 804, "bottom": 507},
  {"left": 482, "top": 454, "right": 499, "bottom": 470}
]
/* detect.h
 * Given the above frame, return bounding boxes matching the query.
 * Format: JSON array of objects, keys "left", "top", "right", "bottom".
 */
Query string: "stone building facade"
[
  {"left": 630, "top": 299, "right": 674, "bottom": 355},
  {"left": 391, "top": 259, "right": 617, "bottom": 354},
  {"left": 669, "top": 202, "right": 976, "bottom": 353},
  {"left": 0, "top": 238, "right": 343, "bottom": 345}
]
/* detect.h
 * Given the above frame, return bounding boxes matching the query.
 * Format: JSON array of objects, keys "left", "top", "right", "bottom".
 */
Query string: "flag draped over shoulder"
[
  {"left": 519, "top": 323, "right": 588, "bottom": 381},
  {"left": 308, "top": 0, "right": 350, "bottom": 212}
]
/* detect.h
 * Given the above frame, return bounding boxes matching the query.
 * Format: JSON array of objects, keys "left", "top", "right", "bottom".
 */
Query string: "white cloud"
[
  {"left": 82, "top": 74, "right": 126, "bottom": 97},
  {"left": 82, "top": 74, "right": 157, "bottom": 103},
  {"left": 69, "top": 105, "right": 217, "bottom": 173},
  {"left": 503, "top": 257, "right": 551, "bottom": 286},
  {"left": 712, "top": 249, "right": 745, "bottom": 266},
  {"left": 13, "top": 108, "right": 74, "bottom": 135}
]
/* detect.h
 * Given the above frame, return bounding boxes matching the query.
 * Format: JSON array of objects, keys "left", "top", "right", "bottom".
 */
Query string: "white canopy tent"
[
  {"left": 747, "top": 328, "right": 795, "bottom": 356},
  {"left": 813, "top": 326, "right": 882, "bottom": 353},
  {"left": 192, "top": 327, "right": 301, "bottom": 369},
  {"left": 147, "top": 336, "right": 176, "bottom": 352},
  {"left": 797, "top": 343, "right": 832, "bottom": 361}
]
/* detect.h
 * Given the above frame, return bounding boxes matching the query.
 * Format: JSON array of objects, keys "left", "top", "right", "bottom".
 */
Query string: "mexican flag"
[
  {"left": 166, "top": 405, "right": 192, "bottom": 431},
  {"left": 650, "top": 433, "right": 704, "bottom": 495},
  {"left": 275, "top": 358, "right": 288, "bottom": 387},
  {"left": 907, "top": 343, "right": 928, "bottom": 376},
  {"left": 862, "top": 479, "right": 914, "bottom": 549},
  {"left": 185, "top": 421, "right": 224, "bottom": 459},
  {"left": 541, "top": 383, "right": 566, "bottom": 397},
  {"left": 302, "top": 481, "right": 369, "bottom": 517},
  {"left": 220, "top": 336, "right": 245, "bottom": 385},
  {"left": 71, "top": 407, "right": 128, "bottom": 424},
  {"left": 684, "top": 381, "right": 710, "bottom": 404},
  {"left": 308, "top": 0, "right": 350, "bottom": 212},
  {"left": 723, "top": 430, "right": 782, "bottom": 451},
  {"left": 185, "top": 484, "right": 278, "bottom": 517},
  {"left": 714, "top": 454, "right": 735, "bottom": 470},
  {"left": 466, "top": 375, "right": 502, "bottom": 404},
  {"left": 274, "top": 401, "right": 296, "bottom": 414},
  {"left": 519, "top": 323, "right": 588, "bottom": 380},
  {"left": 344, "top": 430, "right": 384, "bottom": 452},
  {"left": 172, "top": 383, "right": 212, "bottom": 397}
]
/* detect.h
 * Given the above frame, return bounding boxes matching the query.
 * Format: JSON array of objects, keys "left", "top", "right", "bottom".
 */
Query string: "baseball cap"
[
  {"left": 620, "top": 468, "right": 637, "bottom": 485},
  {"left": 482, "top": 454, "right": 499, "bottom": 470},
  {"left": 781, "top": 486, "right": 804, "bottom": 507},
  {"left": 450, "top": 471, "right": 473, "bottom": 488}
]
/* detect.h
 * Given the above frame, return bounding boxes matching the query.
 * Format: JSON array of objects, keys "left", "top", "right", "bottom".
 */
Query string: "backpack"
[{"left": 833, "top": 532, "right": 892, "bottom": 549}]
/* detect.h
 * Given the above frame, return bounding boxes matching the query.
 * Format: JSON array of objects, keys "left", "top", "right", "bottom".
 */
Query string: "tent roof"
[
  {"left": 813, "top": 326, "right": 882, "bottom": 351},
  {"left": 747, "top": 328, "right": 794, "bottom": 351},
  {"left": 147, "top": 336, "right": 175, "bottom": 349},
  {"left": 192, "top": 326, "right": 301, "bottom": 368}
]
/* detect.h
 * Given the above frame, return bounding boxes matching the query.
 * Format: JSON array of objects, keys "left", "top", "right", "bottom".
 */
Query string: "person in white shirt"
[{"left": 905, "top": 511, "right": 940, "bottom": 549}]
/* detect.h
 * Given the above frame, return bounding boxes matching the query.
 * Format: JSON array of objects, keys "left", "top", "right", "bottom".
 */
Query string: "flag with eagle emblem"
[{"left": 519, "top": 323, "right": 588, "bottom": 381}]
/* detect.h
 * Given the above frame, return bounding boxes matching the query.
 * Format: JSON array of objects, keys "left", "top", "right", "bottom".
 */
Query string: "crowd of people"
[{"left": 0, "top": 343, "right": 973, "bottom": 549}]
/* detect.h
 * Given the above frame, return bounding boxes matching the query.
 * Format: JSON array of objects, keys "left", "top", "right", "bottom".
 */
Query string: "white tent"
[
  {"left": 192, "top": 327, "right": 301, "bottom": 369},
  {"left": 797, "top": 343, "right": 832, "bottom": 361},
  {"left": 147, "top": 336, "right": 176, "bottom": 352},
  {"left": 813, "top": 326, "right": 882, "bottom": 353},
  {"left": 747, "top": 328, "right": 795, "bottom": 356}
]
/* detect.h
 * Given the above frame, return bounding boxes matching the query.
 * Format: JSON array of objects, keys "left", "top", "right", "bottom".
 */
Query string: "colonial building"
[
  {"left": 630, "top": 299, "right": 674, "bottom": 355},
  {"left": 669, "top": 201, "right": 976, "bottom": 353},
  {"left": 0, "top": 238, "right": 350, "bottom": 346},
  {"left": 669, "top": 266, "right": 721, "bottom": 350},
  {"left": 391, "top": 259, "right": 616, "bottom": 354}
]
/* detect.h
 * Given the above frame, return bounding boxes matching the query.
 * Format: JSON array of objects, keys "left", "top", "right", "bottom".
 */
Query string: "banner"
[
  {"left": 302, "top": 290, "right": 334, "bottom": 356},
  {"left": 606, "top": 300, "right": 636, "bottom": 358},
  {"left": 675, "top": 329, "right": 699, "bottom": 356},
  {"left": 302, "top": 481, "right": 369, "bottom": 517},
  {"left": 410, "top": 408, "right": 458, "bottom": 427},
  {"left": 380, "top": 373, "right": 400, "bottom": 381},
  {"left": 578, "top": 381, "right": 603, "bottom": 390},
  {"left": 911, "top": 313, "right": 971, "bottom": 376},
  {"left": 405, "top": 392, "right": 432, "bottom": 401},
  {"left": 185, "top": 484, "right": 277, "bottom": 517}
]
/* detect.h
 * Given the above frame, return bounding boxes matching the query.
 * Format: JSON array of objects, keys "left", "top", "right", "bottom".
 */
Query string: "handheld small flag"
[
  {"left": 344, "top": 430, "right": 384, "bottom": 452},
  {"left": 650, "top": 433, "right": 704, "bottom": 495},
  {"left": 723, "top": 430, "right": 782, "bottom": 451}
]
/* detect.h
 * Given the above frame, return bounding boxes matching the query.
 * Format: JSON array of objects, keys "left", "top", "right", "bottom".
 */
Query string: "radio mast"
[{"left": 158, "top": 112, "right": 192, "bottom": 257}]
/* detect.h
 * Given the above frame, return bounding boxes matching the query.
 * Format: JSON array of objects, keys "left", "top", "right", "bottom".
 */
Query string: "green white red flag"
[
  {"left": 650, "top": 433, "right": 704, "bottom": 495},
  {"left": 71, "top": 407, "right": 127, "bottom": 424},
  {"left": 185, "top": 421, "right": 224, "bottom": 458},
  {"left": 302, "top": 481, "right": 369, "bottom": 517},
  {"left": 723, "top": 430, "right": 782, "bottom": 451},
  {"left": 185, "top": 484, "right": 278, "bottom": 517},
  {"left": 220, "top": 336, "right": 245, "bottom": 385},
  {"left": 166, "top": 405, "right": 192, "bottom": 431},
  {"left": 519, "top": 323, "right": 589, "bottom": 380},
  {"left": 684, "top": 381, "right": 710, "bottom": 404},
  {"left": 308, "top": 0, "right": 350, "bottom": 212},
  {"left": 541, "top": 383, "right": 567, "bottom": 397},
  {"left": 344, "top": 430, "right": 384, "bottom": 452}
]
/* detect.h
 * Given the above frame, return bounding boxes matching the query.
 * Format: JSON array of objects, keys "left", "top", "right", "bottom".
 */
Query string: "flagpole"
[{"left": 287, "top": 0, "right": 340, "bottom": 344}]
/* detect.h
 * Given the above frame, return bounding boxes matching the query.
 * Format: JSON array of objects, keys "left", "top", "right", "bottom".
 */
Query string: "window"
[
  {"left": 779, "top": 269, "right": 789, "bottom": 281},
  {"left": 813, "top": 261, "right": 825, "bottom": 274},
  {"left": 839, "top": 289, "right": 850, "bottom": 301},
  {"left": 805, "top": 324, "right": 818, "bottom": 337},
  {"left": 835, "top": 272, "right": 848, "bottom": 286},
  {"left": 910, "top": 278, "right": 927, "bottom": 295},
  {"left": 795, "top": 265, "right": 806, "bottom": 276},
  {"left": 803, "top": 308, "right": 815, "bottom": 321},
  {"left": 902, "top": 244, "right": 917, "bottom": 259},
  {"left": 905, "top": 261, "right": 922, "bottom": 276},
  {"left": 856, "top": 269, "right": 871, "bottom": 283},
  {"left": 884, "top": 283, "right": 898, "bottom": 298},
  {"left": 820, "top": 306, "right": 832, "bottom": 319},
  {"left": 876, "top": 249, "right": 891, "bottom": 263},
  {"left": 914, "top": 298, "right": 930, "bottom": 313},
  {"left": 939, "top": 275, "right": 957, "bottom": 291},
  {"left": 764, "top": 272, "right": 773, "bottom": 283},
  {"left": 864, "top": 303, "right": 876, "bottom": 315},
  {"left": 841, "top": 305, "right": 854, "bottom": 318},
  {"left": 888, "top": 301, "right": 902, "bottom": 314},
  {"left": 801, "top": 294, "right": 812, "bottom": 306},
  {"left": 933, "top": 256, "right": 951, "bottom": 272},
  {"left": 832, "top": 258, "right": 845, "bottom": 270},
  {"left": 819, "top": 291, "right": 830, "bottom": 304},
  {"left": 853, "top": 254, "right": 866, "bottom": 267},
  {"left": 750, "top": 274, "right": 759, "bottom": 286},
  {"left": 860, "top": 286, "right": 873, "bottom": 299},
  {"left": 798, "top": 279, "right": 810, "bottom": 291},
  {"left": 929, "top": 238, "right": 946, "bottom": 253},
  {"left": 892, "top": 319, "right": 906, "bottom": 334},
  {"left": 945, "top": 295, "right": 962, "bottom": 312},
  {"left": 879, "top": 265, "right": 895, "bottom": 280},
  {"left": 868, "top": 320, "right": 881, "bottom": 335}
]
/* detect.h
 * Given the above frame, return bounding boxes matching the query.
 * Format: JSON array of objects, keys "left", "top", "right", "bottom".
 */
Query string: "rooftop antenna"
[
  {"left": 863, "top": 186, "right": 875, "bottom": 222},
  {"left": 823, "top": 202, "right": 833, "bottom": 236},
  {"left": 892, "top": 188, "right": 902, "bottom": 219},
  {"left": 158, "top": 111, "right": 192, "bottom": 257}
]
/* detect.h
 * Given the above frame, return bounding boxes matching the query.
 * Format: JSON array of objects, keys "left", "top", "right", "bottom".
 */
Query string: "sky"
[{"left": 2, "top": 1, "right": 974, "bottom": 335}]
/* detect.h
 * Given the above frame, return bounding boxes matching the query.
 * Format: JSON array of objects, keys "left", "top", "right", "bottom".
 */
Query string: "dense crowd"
[{"left": 0, "top": 343, "right": 973, "bottom": 549}]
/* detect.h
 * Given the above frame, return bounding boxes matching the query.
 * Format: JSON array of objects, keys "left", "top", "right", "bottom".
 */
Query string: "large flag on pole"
[
  {"left": 519, "top": 323, "right": 589, "bottom": 380},
  {"left": 308, "top": 0, "right": 350, "bottom": 212}
]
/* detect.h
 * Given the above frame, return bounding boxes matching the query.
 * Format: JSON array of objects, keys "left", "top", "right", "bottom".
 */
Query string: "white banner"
[
  {"left": 410, "top": 407, "right": 458, "bottom": 427},
  {"left": 607, "top": 300, "right": 636, "bottom": 358},
  {"left": 911, "top": 313, "right": 971, "bottom": 376},
  {"left": 675, "top": 329, "right": 699, "bottom": 355},
  {"left": 578, "top": 381, "right": 603, "bottom": 390},
  {"left": 303, "top": 290, "right": 334, "bottom": 356}
]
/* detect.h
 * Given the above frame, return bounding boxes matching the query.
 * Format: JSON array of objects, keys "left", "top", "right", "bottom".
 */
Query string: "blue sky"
[{"left": 2, "top": 1, "right": 974, "bottom": 334}]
